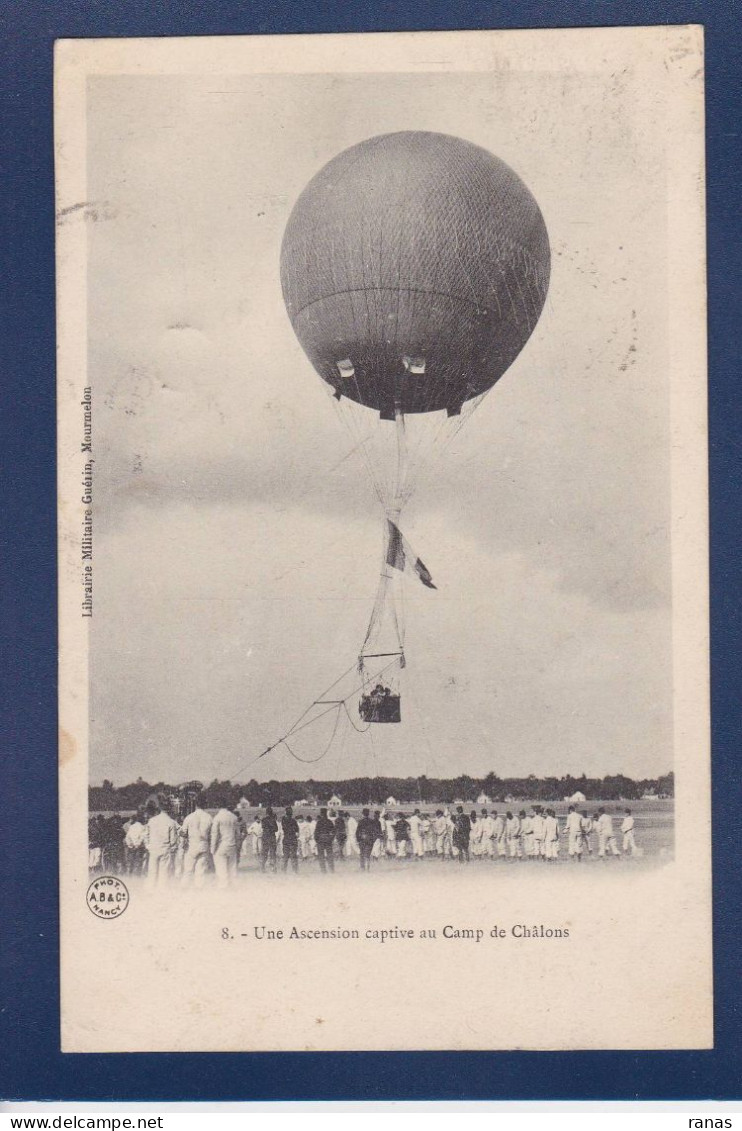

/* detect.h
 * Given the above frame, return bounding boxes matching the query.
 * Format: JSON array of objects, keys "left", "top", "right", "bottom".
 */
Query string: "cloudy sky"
[{"left": 87, "top": 57, "right": 673, "bottom": 786}]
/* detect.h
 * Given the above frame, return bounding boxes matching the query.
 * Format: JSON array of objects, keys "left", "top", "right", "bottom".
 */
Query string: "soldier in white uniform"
[
  {"left": 445, "top": 810, "right": 457, "bottom": 857},
  {"left": 308, "top": 815, "right": 319, "bottom": 856},
  {"left": 384, "top": 813, "right": 397, "bottom": 856},
  {"left": 210, "top": 804, "right": 241, "bottom": 888},
  {"left": 480, "top": 810, "right": 495, "bottom": 857},
  {"left": 144, "top": 803, "right": 179, "bottom": 887},
  {"left": 180, "top": 796, "right": 213, "bottom": 889},
  {"left": 492, "top": 811, "right": 506, "bottom": 857},
  {"left": 597, "top": 808, "right": 621, "bottom": 857},
  {"left": 531, "top": 808, "right": 545, "bottom": 859},
  {"left": 298, "top": 816, "right": 313, "bottom": 859},
  {"left": 468, "top": 812, "right": 484, "bottom": 857},
  {"left": 580, "top": 812, "right": 594, "bottom": 855},
  {"left": 371, "top": 811, "right": 383, "bottom": 859},
  {"left": 506, "top": 811, "right": 522, "bottom": 858},
  {"left": 543, "top": 809, "right": 559, "bottom": 860},
  {"left": 408, "top": 809, "right": 424, "bottom": 858},
  {"left": 520, "top": 810, "right": 534, "bottom": 857},
  {"left": 621, "top": 809, "right": 637, "bottom": 855},
  {"left": 419, "top": 813, "right": 433, "bottom": 855},
  {"left": 432, "top": 810, "right": 448, "bottom": 857},
  {"left": 124, "top": 811, "right": 147, "bottom": 876},
  {"left": 565, "top": 806, "right": 584, "bottom": 860},
  {"left": 246, "top": 816, "right": 263, "bottom": 858},
  {"left": 346, "top": 813, "right": 359, "bottom": 857}
]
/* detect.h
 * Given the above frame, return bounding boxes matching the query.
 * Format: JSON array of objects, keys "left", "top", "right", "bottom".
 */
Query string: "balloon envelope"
[{"left": 281, "top": 131, "right": 550, "bottom": 418}]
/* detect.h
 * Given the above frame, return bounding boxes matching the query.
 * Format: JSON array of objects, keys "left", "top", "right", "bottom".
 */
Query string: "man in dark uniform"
[
  {"left": 260, "top": 806, "right": 279, "bottom": 873},
  {"left": 103, "top": 813, "right": 126, "bottom": 874},
  {"left": 314, "top": 808, "right": 336, "bottom": 873},
  {"left": 394, "top": 813, "right": 411, "bottom": 858},
  {"left": 453, "top": 805, "right": 471, "bottom": 864},
  {"left": 334, "top": 812, "right": 347, "bottom": 859},
  {"left": 281, "top": 807, "right": 300, "bottom": 873},
  {"left": 356, "top": 808, "right": 377, "bottom": 871}
]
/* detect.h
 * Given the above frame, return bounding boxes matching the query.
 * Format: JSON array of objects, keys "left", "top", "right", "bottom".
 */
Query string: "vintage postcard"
[{"left": 56, "top": 26, "right": 710, "bottom": 1052}]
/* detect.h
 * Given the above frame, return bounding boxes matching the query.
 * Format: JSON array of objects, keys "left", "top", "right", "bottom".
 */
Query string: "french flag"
[{"left": 385, "top": 520, "right": 437, "bottom": 590}]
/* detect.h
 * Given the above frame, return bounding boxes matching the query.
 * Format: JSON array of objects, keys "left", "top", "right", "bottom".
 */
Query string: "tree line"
[{"left": 90, "top": 771, "right": 674, "bottom": 812}]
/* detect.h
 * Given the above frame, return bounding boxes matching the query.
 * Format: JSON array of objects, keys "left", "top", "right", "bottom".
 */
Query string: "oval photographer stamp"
[{"left": 87, "top": 875, "right": 129, "bottom": 919}]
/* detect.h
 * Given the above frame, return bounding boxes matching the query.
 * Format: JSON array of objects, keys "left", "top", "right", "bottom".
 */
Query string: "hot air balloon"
[
  {"left": 256, "top": 131, "right": 549, "bottom": 765},
  {"left": 281, "top": 130, "right": 550, "bottom": 421}
]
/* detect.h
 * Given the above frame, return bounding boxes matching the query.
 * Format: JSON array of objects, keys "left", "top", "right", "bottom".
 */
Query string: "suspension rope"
[
  {"left": 228, "top": 655, "right": 403, "bottom": 779},
  {"left": 282, "top": 705, "right": 343, "bottom": 764},
  {"left": 342, "top": 700, "right": 372, "bottom": 733}
]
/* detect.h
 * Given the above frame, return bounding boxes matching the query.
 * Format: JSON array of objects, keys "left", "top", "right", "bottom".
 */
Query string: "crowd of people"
[{"left": 89, "top": 797, "right": 641, "bottom": 889}]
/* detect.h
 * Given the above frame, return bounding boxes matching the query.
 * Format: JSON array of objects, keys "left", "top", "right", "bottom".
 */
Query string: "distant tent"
[
  {"left": 477, "top": 793, "right": 491, "bottom": 805},
  {"left": 385, "top": 796, "right": 397, "bottom": 807},
  {"left": 566, "top": 791, "right": 587, "bottom": 804}
]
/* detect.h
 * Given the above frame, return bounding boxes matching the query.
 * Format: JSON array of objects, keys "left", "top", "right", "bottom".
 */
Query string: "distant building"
[
  {"left": 477, "top": 793, "right": 491, "bottom": 805},
  {"left": 328, "top": 794, "right": 342, "bottom": 808},
  {"left": 385, "top": 796, "right": 397, "bottom": 807},
  {"left": 565, "top": 790, "right": 587, "bottom": 804},
  {"left": 642, "top": 792, "right": 659, "bottom": 801}
]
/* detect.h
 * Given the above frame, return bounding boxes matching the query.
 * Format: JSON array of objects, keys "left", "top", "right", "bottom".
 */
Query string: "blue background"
[{"left": 1, "top": 0, "right": 740, "bottom": 1102}]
